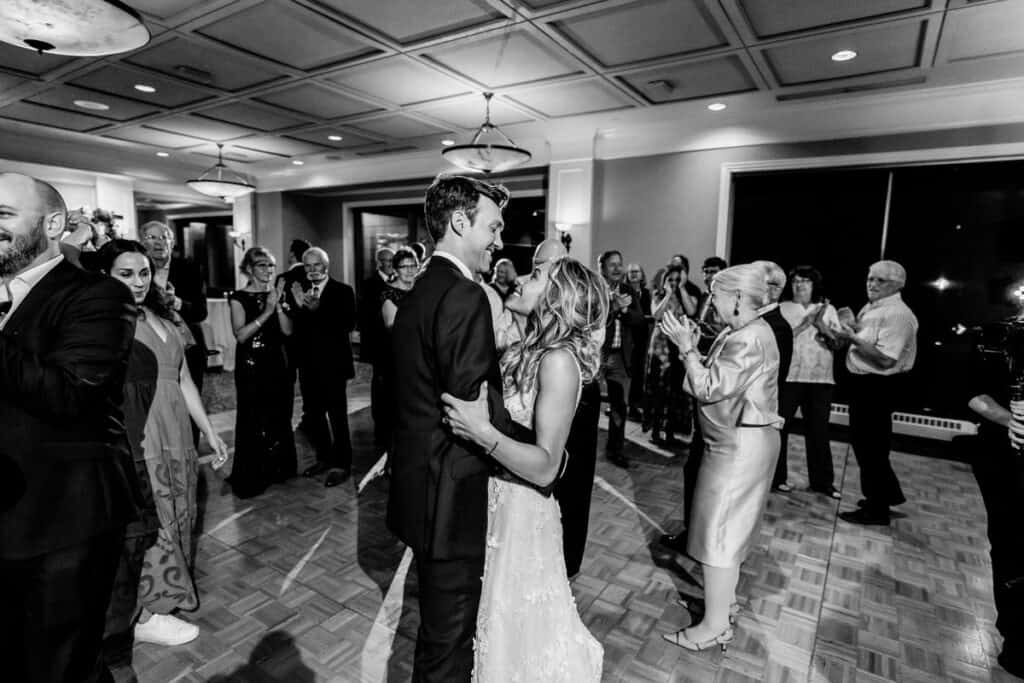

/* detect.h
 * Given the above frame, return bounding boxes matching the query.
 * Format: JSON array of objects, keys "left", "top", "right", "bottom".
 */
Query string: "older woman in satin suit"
[{"left": 659, "top": 263, "right": 784, "bottom": 652}]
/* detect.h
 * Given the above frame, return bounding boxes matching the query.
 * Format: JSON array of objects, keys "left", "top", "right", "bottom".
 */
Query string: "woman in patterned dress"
[{"left": 99, "top": 239, "right": 228, "bottom": 647}]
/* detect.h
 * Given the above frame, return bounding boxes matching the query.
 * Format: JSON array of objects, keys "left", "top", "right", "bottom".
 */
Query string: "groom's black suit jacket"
[
  {"left": 0, "top": 259, "right": 139, "bottom": 558},
  {"left": 387, "top": 256, "right": 518, "bottom": 561}
]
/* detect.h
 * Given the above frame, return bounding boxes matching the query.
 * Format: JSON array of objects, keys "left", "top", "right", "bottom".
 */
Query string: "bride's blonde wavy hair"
[{"left": 501, "top": 257, "right": 609, "bottom": 396}]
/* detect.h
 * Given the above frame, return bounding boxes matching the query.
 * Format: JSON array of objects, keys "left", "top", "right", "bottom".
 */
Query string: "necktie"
[{"left": 0, "top": 281, "right": 12, "bottom": 318}]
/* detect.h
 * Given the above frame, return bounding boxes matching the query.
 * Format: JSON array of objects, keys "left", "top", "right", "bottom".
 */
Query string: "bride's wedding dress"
[{"left": 472, "top": 359, "right": 603, "bottom": 682}]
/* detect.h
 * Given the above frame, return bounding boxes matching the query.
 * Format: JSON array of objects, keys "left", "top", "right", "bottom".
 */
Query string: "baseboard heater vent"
[{"left": 815, "top": 403, "right": 978, "bottom": 441}]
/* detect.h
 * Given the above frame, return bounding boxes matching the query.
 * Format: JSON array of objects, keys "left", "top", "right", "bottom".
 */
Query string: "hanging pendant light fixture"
[
  {"left": 0, "top": 0, "right": 150, "bottom": 57},
  {"left": 186, "top": 144, "right": 255, "bottom": 200},
  {"left": 441, "top": 92, "right": 531, "bottom": 174}
]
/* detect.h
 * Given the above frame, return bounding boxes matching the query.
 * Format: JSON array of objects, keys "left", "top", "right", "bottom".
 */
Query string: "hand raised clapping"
[{"left": 659, "top": 310, "right": 699, "bottom": 354}]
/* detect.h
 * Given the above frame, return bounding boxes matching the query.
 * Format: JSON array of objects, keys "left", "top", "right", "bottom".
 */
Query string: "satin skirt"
[{"left": 687, "top": 424, "right": 780, "bottom": 568}]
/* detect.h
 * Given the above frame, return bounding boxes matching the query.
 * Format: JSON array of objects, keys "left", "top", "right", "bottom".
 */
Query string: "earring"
[{"left": 733, "top": 299, "right": 740, "bottom": 316}]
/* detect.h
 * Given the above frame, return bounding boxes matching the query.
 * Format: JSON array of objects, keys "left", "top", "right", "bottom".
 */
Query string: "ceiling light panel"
[
  {"left": 285, "top": 128, "right": 379, "bottom": 149},
  {"left": 942, "top": 0, "right": 1024, "bottom": 62},
  {"left": 508, "top": 79, "right": 633, "bottom": 118},
  {"left": 552, "top": 0, "right": 727, "bottom": 68},
  {"left": 0, "top": 101, "right": 108, "bottom": 131},
  {"left": 349, "top": 114, "right": 450, "bottom": 139},
  {"left": 414, "top": 95, "right": 534, "bottom": 129},
  {"left": 127, "top": 0, "right": 210, "bottom": 21},
  {"left": 617, "top": 55, "right": 756, "bottom": 103},
  {"left": 317, "top": 0, "right": 505, "bottom": 44},
  {"left": 324, "top": 57, "right": 471, "bottom": 105},
  {"left": 424, "top": 29, "right": 580, "bottom": 88},
  {"left": 70, "top": 66, "right": 214, "bottom": 107},
  {"left": 197, "top": 102, "right": 312, "bottom": 131},
  {"left": 255, "top": 83, "right": 380, "bottom": 119},
  {"left": 737, "top": 0, "right": 927, "bottom": 39},
  {"left": 104, "top": 125, "right": 207, "bottom": 148},
  {"left": 27, "top": 85, "right": 160, "bottom": 120},
  {"left": 198, "top": 1, "right": 382, "bottom": 71},
  {"left": 760, "top": 21, "right": 925, "bottom": 86},
  {"left": 235, "top": 135, "right": 331, "bottom": 157},
  {"left": 147, "top": 114, "right": 257, "bottom": 142},
  {"left": 126, "top": 36, "right": 284, "bottom": 91}
]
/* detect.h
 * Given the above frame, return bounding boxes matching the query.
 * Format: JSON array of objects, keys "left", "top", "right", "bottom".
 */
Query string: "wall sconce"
[
  {"left": 228, "top": 229, "right": 247, "bottom": 251},
  {"left": 555, "top": 222, "right": 573, "bottom": 253}
]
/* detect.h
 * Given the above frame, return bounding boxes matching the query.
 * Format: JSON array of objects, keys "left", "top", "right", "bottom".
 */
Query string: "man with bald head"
[
  {"left": 0, "top": 173, "right": 138, "bottom": 681},
  {"left": 291, "top": 247, "right": 356, "bottom": 488},
  {"left": 837, "top": 260, "right": 918, "bottom": 526}
]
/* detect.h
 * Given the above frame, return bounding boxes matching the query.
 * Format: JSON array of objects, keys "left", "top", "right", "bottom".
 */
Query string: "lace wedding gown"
[{"left": 472, "top": 363, "right": 603, "bottom": 682}]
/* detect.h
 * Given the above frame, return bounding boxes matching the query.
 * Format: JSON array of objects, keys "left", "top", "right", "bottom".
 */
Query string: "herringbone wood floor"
[{"left": 123, "top": 369, "right": 1016, "bottom": 682}]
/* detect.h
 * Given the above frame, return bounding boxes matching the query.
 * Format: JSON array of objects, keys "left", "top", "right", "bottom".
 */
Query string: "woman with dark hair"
[
  {"left": 772, "top": 265, "right": 842, "bottom": 497},
  {"left": 229, "top": 246, "right": 296, "bottom": 498},
  {"left": 96, "top": 239, "right": 228, "bottom": 648},
  {"left": 644, "top": 266, "right": 698, "bottom": 446}
]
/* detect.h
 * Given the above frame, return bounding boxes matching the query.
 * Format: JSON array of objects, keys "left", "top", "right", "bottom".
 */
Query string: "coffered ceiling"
[{"left": 1, "top": 0, "right": 1024, "bottom": 198}]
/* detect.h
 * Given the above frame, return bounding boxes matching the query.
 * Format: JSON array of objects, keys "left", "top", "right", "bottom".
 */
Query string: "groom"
[{"left": 388, "top": 175, "right": 521, "bottom": 682}]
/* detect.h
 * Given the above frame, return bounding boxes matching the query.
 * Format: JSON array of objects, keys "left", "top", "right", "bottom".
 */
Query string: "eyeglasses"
[{"left": 866, "top": 276, "right": 893, "bottom": 283}]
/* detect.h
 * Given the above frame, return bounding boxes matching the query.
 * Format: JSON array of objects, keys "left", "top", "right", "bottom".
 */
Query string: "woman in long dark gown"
[{"left": 228, "top": 246, "right": 296, "bottom": 498}]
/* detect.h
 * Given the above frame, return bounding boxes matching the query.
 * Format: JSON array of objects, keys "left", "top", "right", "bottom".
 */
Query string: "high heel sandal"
[
  {"left": 676, "top": 598, "right": 741, "bottom": 625},
  {"left": 662, "top": 626, "right": 734, "bottom": 652}
]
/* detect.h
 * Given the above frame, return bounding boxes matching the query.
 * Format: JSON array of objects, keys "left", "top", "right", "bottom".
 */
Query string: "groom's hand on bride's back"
[{"left": 441, "top": 382, "right": 495, "bottom": 446}]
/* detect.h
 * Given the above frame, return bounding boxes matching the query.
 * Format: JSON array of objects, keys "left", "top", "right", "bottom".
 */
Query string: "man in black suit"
[
  {"left": 276, "top": 238, "right": 311, "bottom": 436},
  {"left": 0, "top": 173, "right": 138, "bottom": 682},
  {"left": 388, "top": 175, "right": 520, "bottom": 682},
  {"left": 290, "top": 247, "right": 357, "bottom": 488},
  {"left": 139, "top": 221, "right": 208, "bottom": 392},
  {"left": 360, "top": 246, "right": 394, "bottom": 455},
  {"left": 599, "top": 249, "right": 646, "bottom": 468}
]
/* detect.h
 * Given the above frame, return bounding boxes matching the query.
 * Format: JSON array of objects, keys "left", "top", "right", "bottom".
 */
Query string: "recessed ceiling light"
[
  {"left": 441, "top": 139, "right": 456, "bottom": 146},
  {"left": 134, "top": 84, "right": 156, "bottom": 93},
  {"left": 292, "top": 160, "right": 304, "bottom": 166},
  {"left": 707, "top": 102, "right": 727, "bottom": 112},
  {"left": 156, "top": 152, "right": 169, "bottom": 157},
  {"left": 831, "top": 49, "right": 857, "bottom": 62},
  {"left": 73, "top": 99, "right": 109, "bottom": 111},
  {"left": 327, "top": 134, "right": 342, "bottom": 141}
]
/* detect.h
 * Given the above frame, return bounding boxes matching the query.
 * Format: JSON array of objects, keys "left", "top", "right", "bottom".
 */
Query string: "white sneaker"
[{"left": 134, "top": 613, "right": 199, "bottom": 646}]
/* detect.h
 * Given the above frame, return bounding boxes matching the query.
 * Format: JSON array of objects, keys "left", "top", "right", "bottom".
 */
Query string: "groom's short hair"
[{"left": 424, "top": 175, "right": 510, "bottom": 243}]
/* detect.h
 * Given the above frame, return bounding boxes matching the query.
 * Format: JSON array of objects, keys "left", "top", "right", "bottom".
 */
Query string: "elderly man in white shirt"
[{"left": 836, "top": 260, "right": 918, "bottom": 526}]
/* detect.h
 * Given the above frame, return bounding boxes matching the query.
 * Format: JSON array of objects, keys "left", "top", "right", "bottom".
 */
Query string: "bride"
[{"left": 441, "top": 256, "right": 607, "bottom": 682}]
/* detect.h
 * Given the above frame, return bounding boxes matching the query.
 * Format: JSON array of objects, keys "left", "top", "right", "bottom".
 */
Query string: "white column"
[{"left": 547, "top": 160, "right": 595, "bottom": 268}]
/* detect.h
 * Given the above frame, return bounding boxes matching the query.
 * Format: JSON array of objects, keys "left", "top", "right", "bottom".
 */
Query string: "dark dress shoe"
[
  {"left": 607, "top": 452, "right": 629, "bottom": 469},
  {"left": 303, "top": 462, "right": 329, "bottom": 478},
  {"left": 324, "top": 468, "right": 350, "bottom": 488},
  {"left": 839, "top": 507, "right": 890, "bottom": 526},
  {"left": 659, "top": 532, "right": 688, "bottom": 553}
]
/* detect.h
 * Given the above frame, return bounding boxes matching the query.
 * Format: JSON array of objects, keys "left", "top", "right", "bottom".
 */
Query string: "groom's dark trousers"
[
  {"left": 556, "top": 379, "right": 601, "bottom": 577},
  {"left": 387, "top": 257, "right": 520, "bottom": 682}
]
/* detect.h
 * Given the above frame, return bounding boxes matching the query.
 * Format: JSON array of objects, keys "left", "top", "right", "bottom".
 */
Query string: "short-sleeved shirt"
[
  {"left": 846, "top": 293, "right": 918, "bottom": 376},
  {"left": 968, "top": 324, "right": 1013, "bottom": 445},
  {"left": 780, "top": 301, "right": 840, "bottom": 384}
]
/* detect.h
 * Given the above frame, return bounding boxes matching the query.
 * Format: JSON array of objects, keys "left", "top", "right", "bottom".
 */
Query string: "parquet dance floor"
[{"left": 128, "top": 371, "right": 1017, "bottom": 682}]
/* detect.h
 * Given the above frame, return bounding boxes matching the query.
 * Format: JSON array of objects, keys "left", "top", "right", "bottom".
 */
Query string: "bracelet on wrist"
[{"left": 486, "top": 439, "right": 499, "bottom": 456}]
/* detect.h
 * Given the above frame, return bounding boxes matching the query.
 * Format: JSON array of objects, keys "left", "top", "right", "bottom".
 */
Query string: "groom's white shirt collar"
[{"left": 432, "top": 250, "right": 473, "bottom": 281}]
